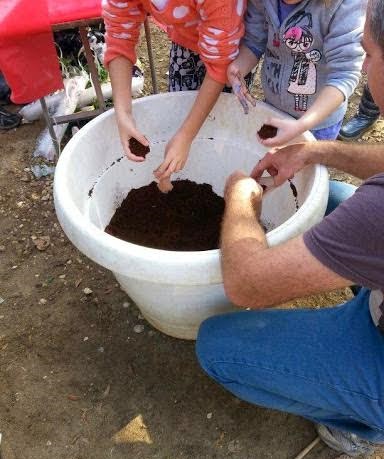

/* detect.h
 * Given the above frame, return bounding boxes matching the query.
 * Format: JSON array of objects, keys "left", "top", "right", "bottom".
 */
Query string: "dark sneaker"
[
  {"left": 0, "top": 107, "right": 22, "bottom": 130},
  {"left": 0, "top": 73, "right": 11, "bottom": 105},
  {"left": 316, "top": 424, "right": 377, "bottom": 457},
  {"left": 338, "top": 113, "right": 379, "bottom": 141}
]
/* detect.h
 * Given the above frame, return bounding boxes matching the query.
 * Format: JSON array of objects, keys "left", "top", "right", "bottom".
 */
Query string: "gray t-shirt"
[{"left": 303, "top": 174, "right": 384, "bottom": 328}]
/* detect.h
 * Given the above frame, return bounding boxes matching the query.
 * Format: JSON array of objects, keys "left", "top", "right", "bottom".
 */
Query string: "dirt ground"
[{"left": 1, "top": 25, "right": 384, "bottom": 459}]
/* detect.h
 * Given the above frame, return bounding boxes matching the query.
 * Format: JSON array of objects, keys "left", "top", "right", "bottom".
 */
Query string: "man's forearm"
[
  {"left": 221, "top": 191, "right": 267, "bottom": 285},
  {"left": 221, "top": 193, "right": 266, "bottom": 248},
  {"left": 220, "top": 184, "right": 268, "bottom": 307},
  {"left": 308, "top": 141, "right": 384, "bottom": 179}
]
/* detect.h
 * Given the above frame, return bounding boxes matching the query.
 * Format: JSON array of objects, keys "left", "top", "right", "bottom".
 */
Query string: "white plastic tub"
[{"left": 54, "top": 92, "right": 329, "bottom": 339}]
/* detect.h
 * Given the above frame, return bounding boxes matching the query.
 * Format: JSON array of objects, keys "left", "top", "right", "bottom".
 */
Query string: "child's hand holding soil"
[{"left": 129, "top": 137, "right": 150, "bottom": 158}]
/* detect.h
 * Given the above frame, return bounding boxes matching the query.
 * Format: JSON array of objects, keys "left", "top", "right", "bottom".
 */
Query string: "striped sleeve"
[
  {"left": 102, "top": 0, "right": 146, "bottom": 67},
  {"left": 196, "top": 0, "right": 245, "bottom": 84}
]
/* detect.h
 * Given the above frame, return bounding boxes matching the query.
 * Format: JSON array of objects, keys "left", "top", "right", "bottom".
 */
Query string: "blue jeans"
[
  {"left": 196, "top": 289, "right": 384, "bottom": 442},
  {"left": 311, "top": 120, "right": 343, "bottom": 141},
  {"left": 327, "top": 180, "right": 357, "bottom": 215}
]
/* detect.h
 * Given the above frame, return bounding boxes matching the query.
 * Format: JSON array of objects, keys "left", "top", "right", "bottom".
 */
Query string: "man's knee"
[
  {"left": 195, "top": 315, "right": 221, "bottom": 373},
  {"left": 326, "top": 180, "right": 357, "bottom": 215}
]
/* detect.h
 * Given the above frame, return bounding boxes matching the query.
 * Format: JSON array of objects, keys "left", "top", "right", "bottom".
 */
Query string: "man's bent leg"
[
  {"left": 326, "top": 181, "right": 357, "bottom": 215},
  {"left": 196, "top": 289, "right": 384, "bottom": 443}
]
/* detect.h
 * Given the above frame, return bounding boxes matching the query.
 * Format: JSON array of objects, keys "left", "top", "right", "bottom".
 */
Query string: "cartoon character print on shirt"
[
  {"left": 283, "top": 11, "right": 322, "bottom": 112},
  {"left": 265, "top": 47, "right": 282, "bottom": 95}
]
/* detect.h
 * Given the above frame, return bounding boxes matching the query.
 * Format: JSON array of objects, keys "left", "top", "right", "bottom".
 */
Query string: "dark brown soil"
[
  {"left": 105, "top": 179, "right": 225, "bottom": 251},
  {"left": 288, "top": 179, "right": 299, "bottom": 211},
  {"left": 129, "top": 137, "right": 150, "bottom": 157},
  {"left": 258, "top": 124, "right": 278, "bottom": 139}
]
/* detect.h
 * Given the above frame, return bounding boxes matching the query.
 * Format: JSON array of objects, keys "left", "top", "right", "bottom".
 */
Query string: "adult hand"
[
  {"left": 116, "top": 110, "right": 149, "bottom": 162},
  {"left": 154, "top": 132, "right": 192, "bottom": 192},
  {"left": 227, "top": 62, "right": 256, "bottom": 115},
  {"left": 257, "top": 117, "right": 306, "bottom": 148},
  {"left": 224, "top": 171, "right": 263, "bottom": 204},
  {"left": 251, "top": 143, "right": 311, "bottom": 187}
]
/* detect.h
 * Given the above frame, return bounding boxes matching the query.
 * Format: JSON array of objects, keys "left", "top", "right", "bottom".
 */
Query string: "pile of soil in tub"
[{"left": 105, "top": 180, "right": 225, "bottom": 251}]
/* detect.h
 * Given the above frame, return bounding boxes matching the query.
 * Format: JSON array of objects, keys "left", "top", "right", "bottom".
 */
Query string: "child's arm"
[
  {"left": 154, "top": 75, "right": 224, "bottom": 188},
  {"left": 259, "top": 86, "right": 344, "bottom": 147},
  {"left": 154, "top": 0, "right": 246, "bottom": 190},
  {"left": 230, "top": 44, "right": 260, "bottom": 78},
  {"left": 321, "top": 0, "right": 366, "bottom": 107},
  {"left": 227, "top": 0, "right": 266, "bottom": 112},
  {"left": 227, "top": 45, "right": 259, "bottom": 113},
  {"left": 109, "top": 57, "right": 149, "bottom": 161},
  {"left": 102, "top": 0, "right": 148, "bottom": 160},
  {"left": 259, "top": 0, "right": 366, "bottom": 147}
]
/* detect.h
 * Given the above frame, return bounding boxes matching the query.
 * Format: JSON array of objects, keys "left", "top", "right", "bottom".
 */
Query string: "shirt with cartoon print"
[{"left": 243, "top": 0, "right": 366, "bottom": 129}]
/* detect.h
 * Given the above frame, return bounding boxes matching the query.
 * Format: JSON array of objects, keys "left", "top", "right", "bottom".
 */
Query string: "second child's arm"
[
  {"left": 260, "top": 86, "right": 345, "bottom": 147},
  {"left": 227, "top": 0, "right": 266, "bottom": 111},
  {"left": 230, "top": 44, "right": 260, "bottom": 78},
  {"left": 258, "top": 0, "right": 366, "bottom": 147},
  {"left": 227, "top": 45, "right": 259, "bottom": 113}
]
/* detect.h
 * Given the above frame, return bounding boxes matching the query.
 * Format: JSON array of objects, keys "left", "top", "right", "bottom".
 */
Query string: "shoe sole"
[
  {"left": 0, "top": 111, "right": 22, "bottom": 130},
  {"left": 338, "top": 121, "right": 379, "bottom": 141},
  {"left": 337, "top": 133, "right": 361, "bottom": 141},
  {"left": 0, "top": 121, "right": 21, "bottom": 130}
]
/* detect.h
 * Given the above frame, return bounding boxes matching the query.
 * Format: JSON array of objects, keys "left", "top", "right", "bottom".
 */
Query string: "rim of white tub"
[{"left": 54, "top": 92, "right": 328, "bottom": 285}]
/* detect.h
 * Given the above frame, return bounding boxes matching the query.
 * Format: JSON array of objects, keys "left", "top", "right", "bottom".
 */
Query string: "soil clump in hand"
[
  {"left": 129, "top": 137, "right": 150, "bottom": 158},
  {"left": 258, "top": 124, "right": 277, "bottom": 139},
  {"left": 105, "top": 180, "right": 225, "bottom": 251}
]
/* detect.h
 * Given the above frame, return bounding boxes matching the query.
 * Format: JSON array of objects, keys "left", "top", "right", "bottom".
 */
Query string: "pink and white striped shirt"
[{"left": 102, "top": 0, "right": 246, "bottom": 84}]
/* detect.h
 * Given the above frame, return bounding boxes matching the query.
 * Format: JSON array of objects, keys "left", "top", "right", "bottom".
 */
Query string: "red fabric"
[
  {"left": 0, "top": 0, "right": 101, "bottom": 104},
  {"left": 48, "top": 1, "right": 101, "bottom": 26}
]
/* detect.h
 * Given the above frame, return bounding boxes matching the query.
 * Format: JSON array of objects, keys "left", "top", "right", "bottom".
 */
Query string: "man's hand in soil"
[
  {"left": 116, "top": 111, "right": 149, "bottom": 162},
  {"left": 154, "top": 131, "right": 192, "bottom": 192},
  {"left": 224, "top": 171, "right": 263, "bottom": 208},
  {"left": 252, "top": 143, "right": 312, "bottom": 187}
]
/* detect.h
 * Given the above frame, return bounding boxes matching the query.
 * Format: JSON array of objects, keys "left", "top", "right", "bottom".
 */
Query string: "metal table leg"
[
  {"left": 40, "top": 97, "right": 60, "bottom": 156},
  {"left": 79, "top": 25, "right": 106, "bottom": 111},
  {"left": 41, "top": 21, "right": 107, "bottom": 155}
]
